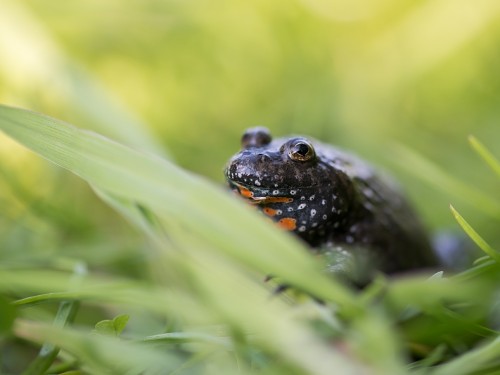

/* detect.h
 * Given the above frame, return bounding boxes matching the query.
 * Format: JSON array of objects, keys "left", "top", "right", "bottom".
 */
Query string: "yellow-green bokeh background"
[{"left": 1, "top": 0, "right": 499, "bottom": 239}]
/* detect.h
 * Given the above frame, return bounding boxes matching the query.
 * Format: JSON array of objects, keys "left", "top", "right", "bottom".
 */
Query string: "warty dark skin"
[{"left": 225, "top": 127, "right": 439, "bottom": 283}]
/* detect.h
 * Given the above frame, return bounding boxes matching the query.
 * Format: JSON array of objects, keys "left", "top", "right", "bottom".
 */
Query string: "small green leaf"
[
  {"left": 93, "top": 314, "right": 130, "bottom": 337},
  {"left": 469, "top": 135, "right": 500, "bottom": 178},
  {"left": 450, "top": 205, "right": 500, "bottom": 262}
]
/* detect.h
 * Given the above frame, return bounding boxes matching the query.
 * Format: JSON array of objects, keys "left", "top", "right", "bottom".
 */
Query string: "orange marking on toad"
[
  {"left": 263, "top": 207, "right": 278, "bottom": 216},
  {"left": 263, "top": 197, "right": 293, "bottom": 204},
  {"left": 238, "top": 186, "right": 254, "bottom": 198},
  {"left": 277, "top": 218, "right": 297, "bottom": 231}
]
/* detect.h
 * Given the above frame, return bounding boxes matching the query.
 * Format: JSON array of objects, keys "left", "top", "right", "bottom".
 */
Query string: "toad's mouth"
[{"left": 227, "top": 181, "right": 294, "bottom": 205}]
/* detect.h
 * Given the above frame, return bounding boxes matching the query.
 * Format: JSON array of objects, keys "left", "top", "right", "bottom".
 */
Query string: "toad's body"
[{"left": 225, "top": 127, "right": 438, "bottom": 277}]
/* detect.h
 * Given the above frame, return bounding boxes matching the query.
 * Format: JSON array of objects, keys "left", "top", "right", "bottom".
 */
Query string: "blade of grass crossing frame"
[
  {"left": 15, "top": 320, "right": 184, "bottom": 374},
  {"left": 21, "top": 300, "right": 80, "bottom": 375},
  {"left": 450, "top": 205, "right": 500, "bottom": 263},
  {"left": 0, "top": 105, "right": 357, "bottom": 312},
  {"left": 430, "top": 335, "right": 500, "bottom": 375},
  {"left": 21, "top": 263, "right": 87, "bottom": 375},
  {"left": 468, "top": 135, "right": 500, "bottom": 178},
  {"left": 392, "top": 144, "right": 500, "bottom": 218}
]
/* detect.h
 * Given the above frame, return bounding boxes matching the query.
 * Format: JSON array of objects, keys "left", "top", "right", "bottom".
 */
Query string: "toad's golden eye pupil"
[{"left": 289, "top": 141, "right": 315, "bottom": 161}]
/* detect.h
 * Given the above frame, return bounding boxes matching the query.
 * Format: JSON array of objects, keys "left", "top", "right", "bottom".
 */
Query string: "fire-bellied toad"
[{"left": 225, "top": 127, "right": 438, "bottom": 281}]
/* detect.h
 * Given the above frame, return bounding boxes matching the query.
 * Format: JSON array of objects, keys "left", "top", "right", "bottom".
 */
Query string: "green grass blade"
[
  {"left": 392, "top": 144, "right": 500, "bottom": 218},
  {"left": 469, "top": 135, "right": 500, "bottom": 178},
  {"left": 430, "top": 335, "right": 500, "bottom": 375},
  {"left": 4, "top": 270, "right": 187, "bottom": 316},
  {"left": 21, "top": 301, "right": 80, "bottom": 375},
  {"left": 15, "top": 320, "right": 184, "bottom": 374},
  {"left": 0, "top": 104, "right": 355, "bottom": 309},
  {"left": 21, "top": 263, "right": 86, "bottom": 375},
  {"left": 453, "top": 259, "right": 499, "bottom": 282},
  {"left": 450, "top": 205, "right": 500, "bottom": 262},
  {"left": 141, "top": 332, "right": 232, "bottom": 347},
  {"left": 0, "top": 267, "right": 371, "bottom": 374}
]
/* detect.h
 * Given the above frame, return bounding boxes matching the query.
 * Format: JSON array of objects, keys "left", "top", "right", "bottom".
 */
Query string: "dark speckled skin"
[{"left": 225, "top": 127, "right": 439, "bottom": 278}]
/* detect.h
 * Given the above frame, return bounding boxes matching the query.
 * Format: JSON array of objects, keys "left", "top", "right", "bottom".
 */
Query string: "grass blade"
[
  {"left": 430, "top": 335, "right": 500, "bottom": 375},
  {"left": 450, "top": 205, "right": 500, "bottom": 262},
  {"left": 468, "top": 135, "right": 500, "bottom": 178},
  {"left": 21, "top": 301, "right": 80, "bottom": 375},
  {"left": 21, "top": 263, "right": 86, "bottom": 375},
  {"left": 15, "top": 320, "right": 184, "bottom": 374},
  {"left": 392, "top": 144, "right": 500, "bottom": 218},
  {"left": 0, "top": 104, "right": 356, "bottom": 309}
]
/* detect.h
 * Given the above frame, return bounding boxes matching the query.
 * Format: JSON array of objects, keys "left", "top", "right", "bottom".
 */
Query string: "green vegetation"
[{"left": 1, "top": 1, "right": 500, "bottom": 374}]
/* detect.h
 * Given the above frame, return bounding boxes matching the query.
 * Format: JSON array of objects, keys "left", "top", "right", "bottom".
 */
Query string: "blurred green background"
[
  {"left": 2, "top": 1, "right": 500, "bottom": 373},
  {"left": 1, "top": 0, "right": 500, "bottom": 251}
]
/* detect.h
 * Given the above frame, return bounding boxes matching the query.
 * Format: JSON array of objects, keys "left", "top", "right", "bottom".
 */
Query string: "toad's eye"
[{"left": 288, "top": 139, "right": 316, "bottom": 162}]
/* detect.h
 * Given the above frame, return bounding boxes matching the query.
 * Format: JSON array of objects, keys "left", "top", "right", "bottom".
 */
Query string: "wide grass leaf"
[
  {"left": 0, "top": 104, "right": 353, "bottom": 306},
  {"left": 15, "top": 320, "right": 184, "bottom": 374},
  {"left": 0, "top": 105, "right": 382, "bottom": 374}
]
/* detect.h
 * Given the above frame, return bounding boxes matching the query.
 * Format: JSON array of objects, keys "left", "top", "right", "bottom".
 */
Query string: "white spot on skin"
[
  {"left": 309, "top": 195, "right": 315, "bottom": 201},
  {"left": 322, "top": 214, "right": 327, "bottom": 220},
  {"left": 290, "top": 190, "right": 297, "bottom": 195},
  {"left": 301, "top": 196, "right": 306, "bottom": 201},
  {"left": 273, "top": 190, "right": 279, "bottom": 195},
  {"left": 312, "top": 222, "right": 318, "bottom": 228},
  {"left": 276, "top": 210, "right": 282, "bottom": 215},
  {"left": 321, "top": 199, "right": 326, "bottom": 205},
  {"left": 310, "top": 209, "right": 317, "bottom": 217},
  {"left": 238, "top": 173, "right": 242, "bottom": 178},
  {"left": 255, "top": 180, "right": 261, "bottom": 186},
  {"left": 298, "top": 203, "right": 306, "bottom": 210},
  {"left": 299, "top": 226, "right": 306, "bottom": 232},
  {"left": 274, "top": 183, "right": 279, "bottom": 188},
  {"left": 287, "top": 207, "right": 294, "bottom": 212}
]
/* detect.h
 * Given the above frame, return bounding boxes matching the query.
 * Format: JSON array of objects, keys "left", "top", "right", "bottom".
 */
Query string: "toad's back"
[{"left": 225, "top": 127, "right": 439, "bottom": 278}]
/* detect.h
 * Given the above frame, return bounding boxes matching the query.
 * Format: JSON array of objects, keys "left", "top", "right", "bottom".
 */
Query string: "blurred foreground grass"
[
  {"left": 1, "top": 104, "right": 500, "bottom": 375},
  {"left": 1, "top": 1, "right": 500, "bottom": 374}
]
